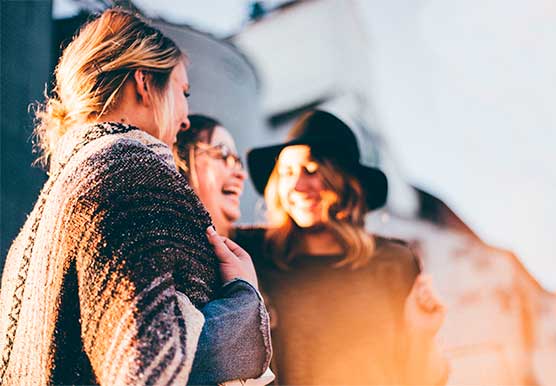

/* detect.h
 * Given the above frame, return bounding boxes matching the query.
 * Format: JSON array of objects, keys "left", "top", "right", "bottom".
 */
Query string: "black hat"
[{"left": 247, "top": 110, "right": 388, "bottom": 211}]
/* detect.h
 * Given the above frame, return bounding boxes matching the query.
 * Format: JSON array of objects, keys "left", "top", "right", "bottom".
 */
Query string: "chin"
[
  {"left": 290, "top": 210, "right": 321, "bottom": 228},
  {"left": 223, "top": 209, "right": 241, "bottom": 224},
  {"left": 291, "top": 217, "right": 317, "bottom": 228}
]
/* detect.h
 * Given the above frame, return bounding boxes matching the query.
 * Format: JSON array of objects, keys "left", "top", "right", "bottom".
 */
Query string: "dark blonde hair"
[
  {"left": 34, "top": 8, "right": 185, "bottom": 166},
  {"left": 264, "top": 153, "right": 376, "bottom": 270}
]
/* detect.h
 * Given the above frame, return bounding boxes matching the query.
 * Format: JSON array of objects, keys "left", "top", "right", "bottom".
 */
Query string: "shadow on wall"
[{"left": 1, "top": 1, "right": 51, "bottom": 263}]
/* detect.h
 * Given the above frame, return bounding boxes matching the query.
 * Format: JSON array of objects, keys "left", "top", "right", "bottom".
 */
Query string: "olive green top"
[{"left": 234, "top": 227, "right": 421, "bottom": 385}]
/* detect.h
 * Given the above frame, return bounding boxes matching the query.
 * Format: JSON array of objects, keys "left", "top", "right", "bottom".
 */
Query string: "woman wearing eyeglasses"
[{"left": 173, "top": 114, "right": 245, "bottom": 239}]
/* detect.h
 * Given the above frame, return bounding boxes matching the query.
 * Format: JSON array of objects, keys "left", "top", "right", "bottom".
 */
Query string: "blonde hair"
[
  {"left": 264, "top": 156, "right": 376, "bottom": 270},
  {"left": 34, "top": 8, "right": 184, "bottom": 166}
]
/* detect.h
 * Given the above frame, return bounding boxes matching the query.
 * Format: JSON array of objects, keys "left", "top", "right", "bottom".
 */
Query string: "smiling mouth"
[
  {"left": 290, "top": 199, "right": 320, "bottom": 210},
  {"left": 222, "top": 186, "right": 241, "bottom": 197}
]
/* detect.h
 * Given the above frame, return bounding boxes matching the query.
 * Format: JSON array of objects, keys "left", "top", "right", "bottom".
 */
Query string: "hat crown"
[
  {"left": 288, "top": 111, "right": 360, "bottom": 164},
  {"left": 247, "top": 109, "right": 388, "bottom": 211}
]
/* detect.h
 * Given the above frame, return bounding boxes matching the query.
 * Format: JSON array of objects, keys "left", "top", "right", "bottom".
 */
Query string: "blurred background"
[{"left": 1, "top": 0, "right": 555, "bottom": 384}]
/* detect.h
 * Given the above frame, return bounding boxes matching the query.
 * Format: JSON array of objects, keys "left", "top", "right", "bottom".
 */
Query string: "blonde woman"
[
  {"left": 236, "top": 110, "right": 449, "bottom": 385},
  {"left": 0, "top": 9, "right": 270, "bottom": 386}
]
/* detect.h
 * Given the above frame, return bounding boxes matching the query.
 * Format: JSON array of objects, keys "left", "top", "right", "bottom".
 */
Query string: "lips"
[
  {"left": 289, "top": 197, "right": 320, "bottom": 210},
  {"left": 221, "top": 181, "right": 243, "bottom": 204},
  {"left": 222, "top": 185, "right": 242, "bottom": 196}
]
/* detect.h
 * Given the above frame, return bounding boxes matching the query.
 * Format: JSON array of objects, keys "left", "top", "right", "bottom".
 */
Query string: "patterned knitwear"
[{"left": 0, "top": 122, "right": 219, "bottom": 385}]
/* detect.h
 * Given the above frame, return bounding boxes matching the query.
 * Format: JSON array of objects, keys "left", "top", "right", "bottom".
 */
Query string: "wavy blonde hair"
[
  {"left": 264, "top": 155, "right": 376, "bottom": 270},
  {"left": 34, "top": 8, "right": 185, "bottom": 166}
]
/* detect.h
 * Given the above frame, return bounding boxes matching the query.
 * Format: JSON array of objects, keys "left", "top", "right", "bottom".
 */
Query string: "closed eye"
[{"left": 304, "top": 161, "right": 319, "bottom": 175}]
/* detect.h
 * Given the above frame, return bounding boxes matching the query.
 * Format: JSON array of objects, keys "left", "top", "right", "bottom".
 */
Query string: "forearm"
[
  {"left": 188, "top": 279, "right": 272, "bottom": 385},
  {"left": 79, "top": 270, "right": 205, "bottom": 385}
]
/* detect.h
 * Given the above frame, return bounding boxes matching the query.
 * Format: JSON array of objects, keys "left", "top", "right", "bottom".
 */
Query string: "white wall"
[
  {"left": 234, "top": 0, "right": 556, "bottom": 291},
  {"left": 357, "top": 0, "right": 556, "bottom": 291}
]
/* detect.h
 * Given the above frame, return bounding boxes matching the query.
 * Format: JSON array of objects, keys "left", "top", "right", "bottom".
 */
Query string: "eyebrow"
[{"left": 212, "top": 142, "right": 237, "bottom": 152}]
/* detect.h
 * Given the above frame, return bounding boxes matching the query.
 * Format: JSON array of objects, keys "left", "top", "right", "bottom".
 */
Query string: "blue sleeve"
[{"left": 188, "top": 279, "right": 272, "bottom": 385}]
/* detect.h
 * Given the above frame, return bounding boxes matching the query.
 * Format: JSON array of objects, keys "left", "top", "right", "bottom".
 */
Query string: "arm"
[
  {"left": 380, "top": 240, "right": 448, "bottom": 385},
  {"left": 404, "top": 275, "right": 449, "bottom": 385},
  {"left": 74, "top": 143, "right": 216, "bottom": 385},
  {"left": 188, "top": 279, "right": 272, "bottom": 385},
  {"left": 188, "top": 230, "right": 272, "bottom": 384}
]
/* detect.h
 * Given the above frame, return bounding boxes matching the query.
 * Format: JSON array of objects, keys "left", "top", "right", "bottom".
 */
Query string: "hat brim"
[{"left": 247, "top": 141, "right": 388, "bottom": 211}]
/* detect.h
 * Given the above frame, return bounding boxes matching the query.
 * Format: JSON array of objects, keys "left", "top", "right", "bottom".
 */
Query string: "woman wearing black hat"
[{"left": 235, "top": 110, "right": 449, "bottom": 385}]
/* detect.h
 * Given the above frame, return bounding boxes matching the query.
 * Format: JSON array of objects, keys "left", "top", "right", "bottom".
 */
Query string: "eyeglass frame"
[{"left": 194, "top": 142, "right": 244, "bottom": 170}]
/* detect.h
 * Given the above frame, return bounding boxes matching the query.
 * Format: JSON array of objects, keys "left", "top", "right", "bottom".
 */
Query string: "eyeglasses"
[{"left": 195, "top": 143, "right": 243, "bottom": 170}]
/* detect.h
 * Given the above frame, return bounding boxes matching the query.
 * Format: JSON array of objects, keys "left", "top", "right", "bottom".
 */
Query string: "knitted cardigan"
[{"left": 0, "top": 122, "right": 220, "bottom": 385}]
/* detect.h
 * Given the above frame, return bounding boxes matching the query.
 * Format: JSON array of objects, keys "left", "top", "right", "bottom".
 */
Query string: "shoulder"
[
  {"left": 232, "top": 226, "right": 267, "bottom": 243},
  {"left": 370, "top": 236, "right": 421, "bottom": 287},
  {"left": 89, "top": 134, "right": 172, "bottom": 169},
  {"left": 73, "top": 133, "right": 209, "bottom": 226},
  {"left": 231, "top": 226, "right": 268, "bottom": 263},
  {"left": 231, "top": 225, "right": 267, "bottom": 248},
  {"left": 80, "top": 133, "right": 184, "bottom": 193},
  {"left": 374, "top": 236, "right": 418, "bottom": 261}
]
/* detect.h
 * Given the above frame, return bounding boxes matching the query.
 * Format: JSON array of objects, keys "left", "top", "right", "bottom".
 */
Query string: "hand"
[
  {"left": 206, "top": 226, "right": 259, "bottom": 289},
  {"left": 404, "top": 274, "right": 445, "bottom": 337}
]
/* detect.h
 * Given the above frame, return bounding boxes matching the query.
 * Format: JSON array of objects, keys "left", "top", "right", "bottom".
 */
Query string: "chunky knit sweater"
[{"left": 0, "top": 122, "right": 220, "bottom": 385}]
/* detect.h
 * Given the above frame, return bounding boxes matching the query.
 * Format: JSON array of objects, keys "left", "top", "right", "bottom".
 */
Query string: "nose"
[
  {"left": 293, "top": 172, "right": 311, "bottom": 192},
  {"left": 232, "top": 167, "right": 247, "bottom": 181},
  {"left": 180, "top": 117, "right": 191, "bottom": 132}
]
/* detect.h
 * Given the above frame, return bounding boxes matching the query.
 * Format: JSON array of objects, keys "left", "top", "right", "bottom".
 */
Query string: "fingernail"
[{"left": 206, "top": 225, "right": 216, "bottom": 235}]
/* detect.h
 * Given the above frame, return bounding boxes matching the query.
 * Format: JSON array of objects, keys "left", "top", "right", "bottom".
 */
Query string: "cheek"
[
  {"left": 312, "top": 175, "right": 326, "bottom": 191},
  {"left": 198, "top": 162, "right": 225, "bottom": 191},
  {"left": 194, "top": 163, "right": 211, "bottom": 194},
  {"left": 180, "top": 94, "right": 189, "bottom": 117},
  {"left": 277, "top": 180, "right": 291, "bottom": 203},
  {"left": 173, "top": 89, "right": 188, "bottom": 122}
]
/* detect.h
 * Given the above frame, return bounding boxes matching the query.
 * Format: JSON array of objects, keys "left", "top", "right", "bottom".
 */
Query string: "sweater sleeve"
[
  {"left": 72, "top": 140, "right": 217, "bottom": 385},
  {"left": 188, "top": 279, "right": 272, "bottom": 385},
  {"left": 379, "top": 240, "right": 448, "bottom": 386},
  {"left": 371, "top": 239, "right": 421, "bottom": 384}
]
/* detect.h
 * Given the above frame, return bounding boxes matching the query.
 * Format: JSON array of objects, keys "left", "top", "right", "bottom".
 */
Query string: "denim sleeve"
[{"left": 188, "top": 279, "right": 272, "bottom": 385}]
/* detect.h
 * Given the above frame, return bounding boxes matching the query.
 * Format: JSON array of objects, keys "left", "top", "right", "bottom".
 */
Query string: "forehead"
[
  {"left": 171, "top": 60, "right": 188, "bottom": 84},
  {"left": 210, "top": 126, "right": 237, "bottom": 151},
  {"left": 277, "top": 145, "right": 312, "bottom": 164}
]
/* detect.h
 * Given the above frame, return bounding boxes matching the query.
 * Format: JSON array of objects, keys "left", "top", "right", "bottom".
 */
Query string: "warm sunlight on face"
[
  {"left": 193, "top": 126, "right": 246, "bottom": 235},
  {"left": 277, "top": 145, "right": 338, "bottom": 228},
  {"left": 158, "top": 60, "right": 191, "bottom": 147}
]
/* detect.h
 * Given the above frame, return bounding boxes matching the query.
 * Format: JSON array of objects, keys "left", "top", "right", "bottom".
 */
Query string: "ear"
[{"left": 133, "top": 69, "right": 152, "bottom": 107}]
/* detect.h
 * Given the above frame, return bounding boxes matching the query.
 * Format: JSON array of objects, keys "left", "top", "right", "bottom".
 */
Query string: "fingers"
[
  {"left": 222, "top": 237, "right": 251, "bottom": 261},
  {"left": 413, "top": 274, "right": 445, "bottom": 313},
  {"left": 420, "top": 293, "right": 440, "bottom": 313},
  {"left": 206, "top": 226, "right": 253, "bottom": 262},
  {"left": 415, "top": 273, "right": 432, "bottom": 286},
  {"left": 206, "top": 226, "right": 235, "bottom": 263}
]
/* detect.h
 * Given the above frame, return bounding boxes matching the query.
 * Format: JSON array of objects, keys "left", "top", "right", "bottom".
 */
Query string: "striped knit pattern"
[{"left": 0, "top": 122, "right": 219, "bottom": 385}]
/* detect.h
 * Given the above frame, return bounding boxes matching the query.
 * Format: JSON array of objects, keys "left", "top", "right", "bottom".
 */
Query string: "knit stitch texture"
[{"left": 0, "top": 122, "right": 219, "bottom": 385}]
